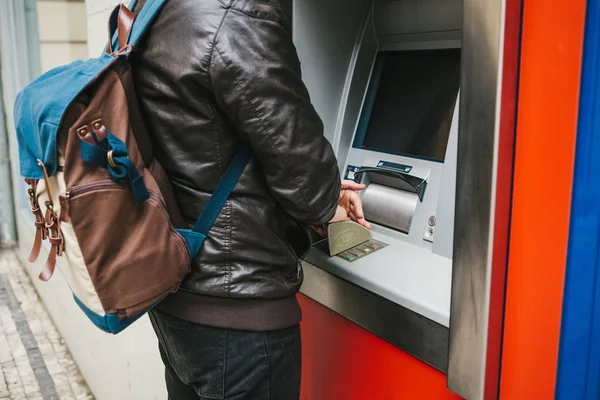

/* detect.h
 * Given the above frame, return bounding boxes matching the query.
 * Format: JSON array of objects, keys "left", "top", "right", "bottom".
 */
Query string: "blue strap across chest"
[
  {"left": 176, "top": 145, "right": 251, "bottom": 259},
  {"left": 193, "top": 145, "right": 252, "bottom": 236}
]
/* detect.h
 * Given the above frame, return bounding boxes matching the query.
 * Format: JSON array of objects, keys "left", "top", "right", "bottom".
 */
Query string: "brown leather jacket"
[{"left": 130, "top": 0, "right": 340, "bottom": 319}]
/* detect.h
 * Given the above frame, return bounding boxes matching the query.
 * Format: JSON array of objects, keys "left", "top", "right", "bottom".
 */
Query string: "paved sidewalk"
[{"left": 0, "top": 249, "right": 94, "bottom": 400}]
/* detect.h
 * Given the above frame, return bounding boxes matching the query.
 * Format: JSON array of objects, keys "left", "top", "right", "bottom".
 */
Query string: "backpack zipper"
[
  {"left": 61, "top": 181, "right": 126, "bottom": 222},
  {"left": 66, "top": 180, "right": 127, "bottom": 199}
]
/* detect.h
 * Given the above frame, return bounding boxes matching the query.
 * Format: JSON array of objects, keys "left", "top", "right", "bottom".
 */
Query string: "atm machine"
[
  {"left": 284, "top": 0, "right": 519, "bottom": 398},
  {"left": 295, "top": 0, "right": 461, "bottom": 368},
  {"left": 305, "top": 9, "right": 460, "bottom": 337}
]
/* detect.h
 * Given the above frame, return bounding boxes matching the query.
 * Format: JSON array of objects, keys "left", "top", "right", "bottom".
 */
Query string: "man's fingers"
[
  {"left": 349, "top": 209, "right": 371, "bottom": 230},
  {"left": 341, "top": 180, "right": 366, "bottom": 191},
  {"left": 348, "top": 191, "right": 365, "bottom": 219},
  {"left": 358, "top": 217, "right": 371, "bottom": 229},
  {"left": 348, "top": 214, "right": 371, "bottom": 230}
]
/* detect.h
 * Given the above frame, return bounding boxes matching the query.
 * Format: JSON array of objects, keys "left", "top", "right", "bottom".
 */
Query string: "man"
[{"left": 130, "top": 0, "right": 369, "bottom": 398}]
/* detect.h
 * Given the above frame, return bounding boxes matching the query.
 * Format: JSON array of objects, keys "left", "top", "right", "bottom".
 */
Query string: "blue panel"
[{"left": 556, "top": 0, "right": 600, "bottom": 398}]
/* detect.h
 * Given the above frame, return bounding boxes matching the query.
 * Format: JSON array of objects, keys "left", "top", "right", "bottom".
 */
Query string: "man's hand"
[
  {"left": 339, "top": 180, "right": 371, "bottom": 229},
  {"left": 312, "top": 205, "right": 345, "bottom": 236},
  {"left": 312, "top": 180, "right": 371, "bottom": 236}
]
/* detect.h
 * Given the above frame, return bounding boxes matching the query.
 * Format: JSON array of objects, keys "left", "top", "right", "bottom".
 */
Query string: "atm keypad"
[{"left": 337, "top": 240, "right": 387, "bottom": 263}]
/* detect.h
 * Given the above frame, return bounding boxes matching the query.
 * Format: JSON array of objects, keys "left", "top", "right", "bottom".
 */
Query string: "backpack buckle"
[
  {"left": 110, "top": 44, "right": 135, "bottom": 57},
  {"left": 107, "top": 150, "right": 118, "bottom": 168}
]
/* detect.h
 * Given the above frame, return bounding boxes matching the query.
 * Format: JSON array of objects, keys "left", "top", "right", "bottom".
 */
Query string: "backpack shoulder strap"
[
  {"left": 109, "top": 0, "right": 168, "bottom": 53},
  {"left": 193, "top": 145, "right": 252, "bottom": 236},
  {"left": 128, "top": 0, "right": 169, "bottom": 46}
]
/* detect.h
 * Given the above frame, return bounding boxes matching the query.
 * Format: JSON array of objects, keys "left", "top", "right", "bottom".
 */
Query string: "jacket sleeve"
[{"left": 208, "top": 12, "right": 341, "bottom": 226}]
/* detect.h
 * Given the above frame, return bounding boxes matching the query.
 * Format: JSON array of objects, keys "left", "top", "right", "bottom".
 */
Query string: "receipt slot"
[{"left": 287, "top": 0, "right": 521, "bottom": 398}]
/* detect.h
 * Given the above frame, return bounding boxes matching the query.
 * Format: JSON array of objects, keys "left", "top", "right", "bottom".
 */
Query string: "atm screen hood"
[{"left": 374, "top": 0, "right": 463, "bottom": 46}]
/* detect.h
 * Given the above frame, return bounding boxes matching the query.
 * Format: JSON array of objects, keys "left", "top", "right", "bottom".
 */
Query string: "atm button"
[
  {"left": 347, "top": 249, "right": 362, "bottom": 257},
  {"left": 365, "top": 241, "right": 381, "bottom": 250},
  {"left": 339, "top": 252, "right": 356, "bottom": 261}
]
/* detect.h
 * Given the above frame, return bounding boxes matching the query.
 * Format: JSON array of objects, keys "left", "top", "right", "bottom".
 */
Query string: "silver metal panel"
[
  {"left": 362, "top": 183, "right": 419, "bottom": 233},
  {"left": 448, "top": 0, "right": 521, "bottom": 398},
  {"left": 300, "top": 261, "right": 450, "bottom": 372},
  {"left": 292, "top": 0, "right": 372, "bottom": 143},
  {"left": 333, "top": 5, "right": 378, "bottom": 171},
  {"left": 433, "top": 93, "right": 460, "bottom": 258}
]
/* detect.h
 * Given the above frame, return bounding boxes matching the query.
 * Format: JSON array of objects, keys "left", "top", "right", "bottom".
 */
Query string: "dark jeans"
[{"left": 149, "top": 309, "right": 302, "bottom": 400}]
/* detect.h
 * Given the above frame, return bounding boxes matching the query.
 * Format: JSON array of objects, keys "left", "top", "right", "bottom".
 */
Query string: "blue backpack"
[{"left": 13, "top": 0, "right": 250, "bottom": 334}]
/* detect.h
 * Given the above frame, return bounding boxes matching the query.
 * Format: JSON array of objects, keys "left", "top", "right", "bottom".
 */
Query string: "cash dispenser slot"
[{"left": 355, "top": 167, "right": 427, "bottom": 234}]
